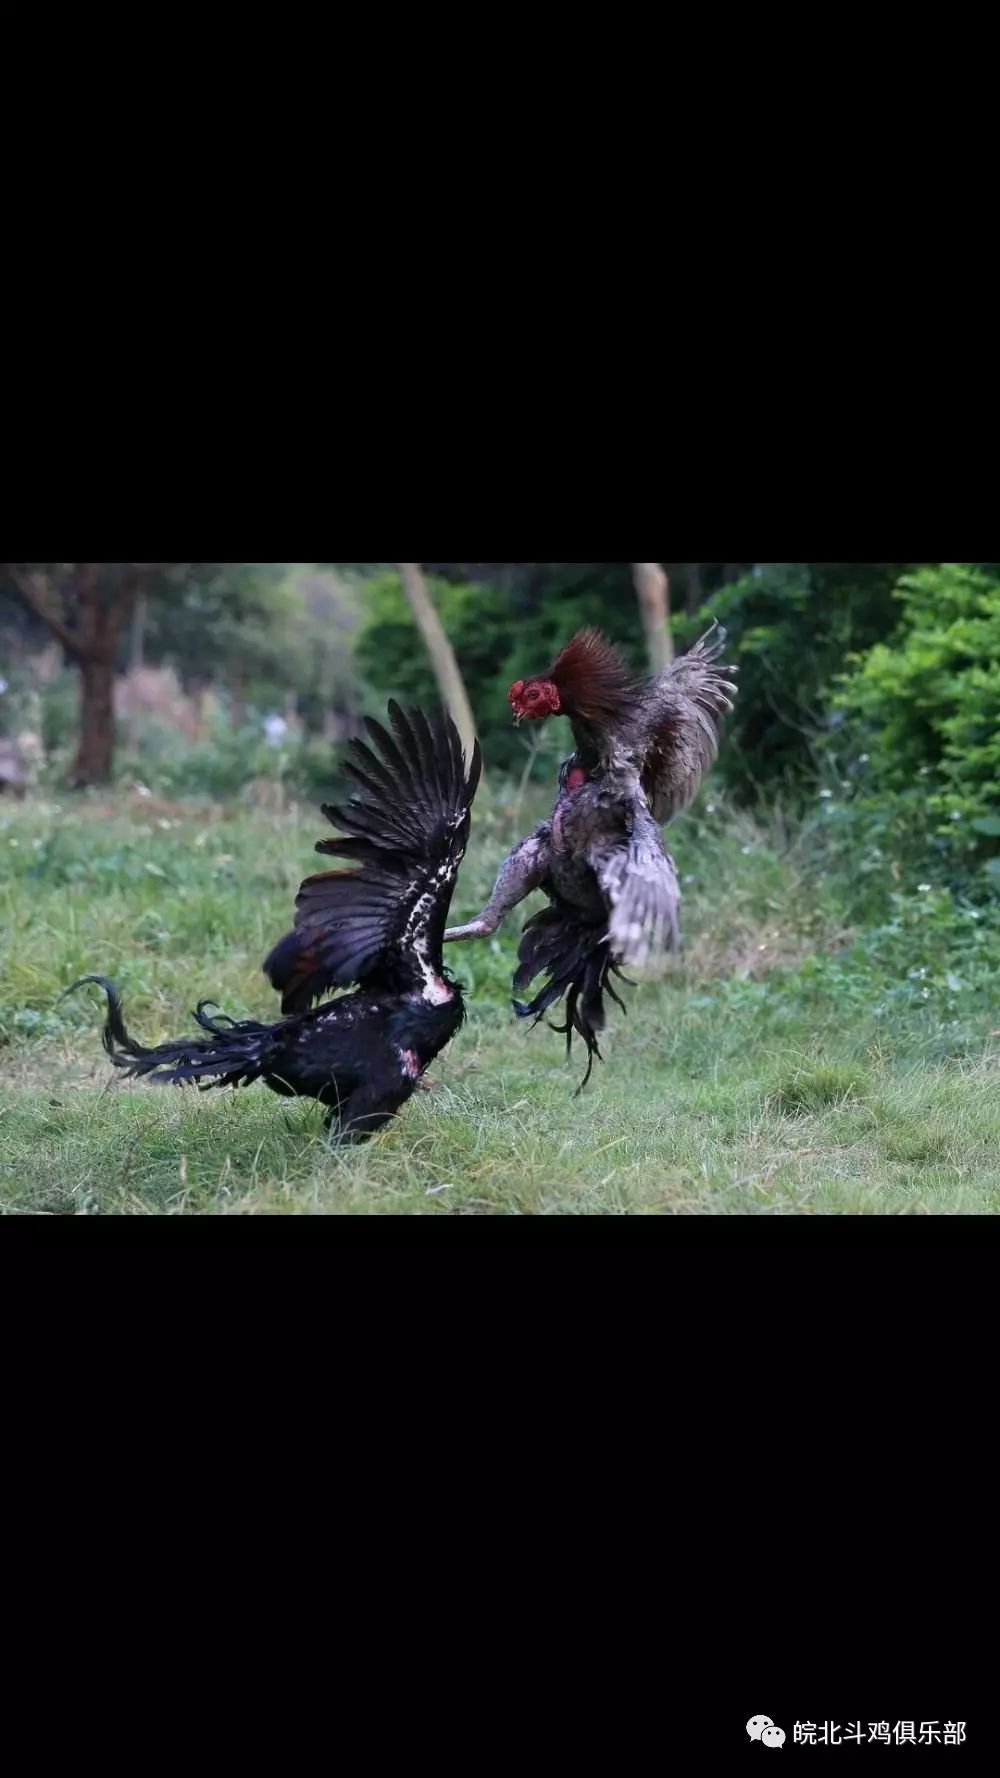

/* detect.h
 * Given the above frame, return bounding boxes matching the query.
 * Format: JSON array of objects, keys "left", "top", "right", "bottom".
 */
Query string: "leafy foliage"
[
  {"left": 144, "top": 565, "right": 363, "bottom": 732},
  {"left": 832, "top": 564, "right": 1000, "bottom": 875},
  {"left": 671, "top": 562, "right": 918, "bottom": 798}
]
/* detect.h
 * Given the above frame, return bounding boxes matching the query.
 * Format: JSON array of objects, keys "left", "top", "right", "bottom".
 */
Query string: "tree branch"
[{"left": 2, "top": 565, "right": 84, "bottom": 658}]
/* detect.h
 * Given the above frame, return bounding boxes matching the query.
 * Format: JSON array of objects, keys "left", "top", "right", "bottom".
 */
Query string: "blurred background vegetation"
[{"left": 2, "top": 560, "right": 998, "bottom": 892}]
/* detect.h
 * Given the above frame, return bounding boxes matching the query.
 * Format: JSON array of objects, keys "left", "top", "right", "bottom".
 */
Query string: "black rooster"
[
  {"left": 445, "top": 625, "right": 736, "bottom": 1083},
  {"left": 69, "top": 704, "right": 482, "bottom": 1142}
]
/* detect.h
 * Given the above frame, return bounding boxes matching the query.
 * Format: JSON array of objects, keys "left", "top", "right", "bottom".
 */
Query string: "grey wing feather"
[
  {"left": 640, "top": 621, "right": 738, "bottom": 822},
  {"left": 589, "top": 785, "right": 681, "bottom": 970}
]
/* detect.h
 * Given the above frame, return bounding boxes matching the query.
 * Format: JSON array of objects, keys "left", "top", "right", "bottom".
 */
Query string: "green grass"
[{"left": 1, "top": 784, "right": 998, "bottom": 1215}]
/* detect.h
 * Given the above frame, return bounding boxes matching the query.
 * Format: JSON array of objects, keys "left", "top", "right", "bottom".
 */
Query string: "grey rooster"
[{"left": 445, "top": 623, "right": 736, "bottom": 1082}]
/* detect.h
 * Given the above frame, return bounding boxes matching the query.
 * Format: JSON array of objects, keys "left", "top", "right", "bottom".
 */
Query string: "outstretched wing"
[
  {"left": 589, "top": 796, "right": 680, "bottom": 971},
  {"left": 264, "top": 703, "right": 482, "bottom": 1014},
  {"left": 639, "top": 622, "right": 738, "bottom": 822}
]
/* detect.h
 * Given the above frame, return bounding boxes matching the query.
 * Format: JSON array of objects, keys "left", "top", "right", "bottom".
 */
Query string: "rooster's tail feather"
[
  {"left": 512, "top": 907, "right": 632, "bottom": 1091},
  {"left": 64, "top": 976, "right": 275, "bottom": 1092}
]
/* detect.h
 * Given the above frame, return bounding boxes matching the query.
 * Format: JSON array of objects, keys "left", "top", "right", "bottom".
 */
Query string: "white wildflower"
[
  {"left": 918, "top": 883, "right": 932, "bottom": 893},
  {"left": 819, "top": 788, "right": 833, "bottom": 800}
]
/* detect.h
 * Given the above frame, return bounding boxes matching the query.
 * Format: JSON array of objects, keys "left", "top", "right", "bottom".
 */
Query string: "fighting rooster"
[
  {"left": 445, "top": 624, "right": 736, "bottom": 1082},
  {"left": 69, "top": 704, "right": 482, "bottom": 1142}
]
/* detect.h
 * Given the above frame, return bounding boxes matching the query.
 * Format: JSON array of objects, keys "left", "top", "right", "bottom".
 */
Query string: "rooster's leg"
[
  {"left": 444, "top": 828, "right": 551, "bottom": 944},
  {"left": 444, "top": 914, "right": 500, "bottom": 942}
]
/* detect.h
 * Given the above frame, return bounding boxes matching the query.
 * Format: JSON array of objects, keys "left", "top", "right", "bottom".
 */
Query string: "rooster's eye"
[{"left": 528, "top": 689, "right": 540, "bottom": 701}]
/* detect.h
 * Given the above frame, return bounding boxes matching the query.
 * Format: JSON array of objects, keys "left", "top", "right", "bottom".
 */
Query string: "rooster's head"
[
  {"left": 508, "top": 678, "right": 562, "bottom": 724},
  {"left": 509, "top": 629, "right": 638, "bottom": 730}
]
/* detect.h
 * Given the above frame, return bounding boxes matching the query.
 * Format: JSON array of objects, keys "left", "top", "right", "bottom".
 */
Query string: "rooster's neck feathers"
[{"left": 548, "top": 629, "right": 640, "bottom": 738}]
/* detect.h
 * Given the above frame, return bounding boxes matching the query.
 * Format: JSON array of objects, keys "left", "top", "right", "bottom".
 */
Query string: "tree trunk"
[
  {"left": 632, "top": 562, "right": 674, "bottom": 673},
  {"left": 685, "top": 562, "right": 703, "bottom": 614},
  {"left": 3, "top": 563, "right": 148, "bottom": 788},
  {"left": 74, "top": 656, "right": 116, "bottom": 786},
  {"left": 397, "top": 563, "right": 478, "bottom": 763},
  {"left": 127, "top": 591, "right": 147, "bottom": 753}
]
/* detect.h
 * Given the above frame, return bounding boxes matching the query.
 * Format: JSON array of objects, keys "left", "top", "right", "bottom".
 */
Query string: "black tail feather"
[
  {"left": 64, "top": 976, "right": 274, "bottom": 1092},
  {"left": 512, "top": 906, "right": 632, "bottom": 1091}
]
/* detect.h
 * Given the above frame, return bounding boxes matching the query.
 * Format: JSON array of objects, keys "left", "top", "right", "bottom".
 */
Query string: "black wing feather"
[{"left": 264, "top": 706, "right": 481, "bottom": 1014}]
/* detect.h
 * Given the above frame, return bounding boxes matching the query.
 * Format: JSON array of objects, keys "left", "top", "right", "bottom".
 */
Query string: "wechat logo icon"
[{"left": 748, "top": 1717, "right": 786, "bottom": 1748}]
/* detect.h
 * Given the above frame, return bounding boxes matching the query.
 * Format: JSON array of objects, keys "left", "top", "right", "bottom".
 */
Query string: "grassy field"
[{"left": 1, "top": 780, "right": 998, "bottom": 1215}]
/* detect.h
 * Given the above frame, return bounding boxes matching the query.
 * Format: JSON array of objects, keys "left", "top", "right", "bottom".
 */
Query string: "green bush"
[
  {"left": 672, "top": 562, "right": 917, "bottom": 800},
  {"left": 833, "top": 564, "right": 1000, "bottom": 878}
]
